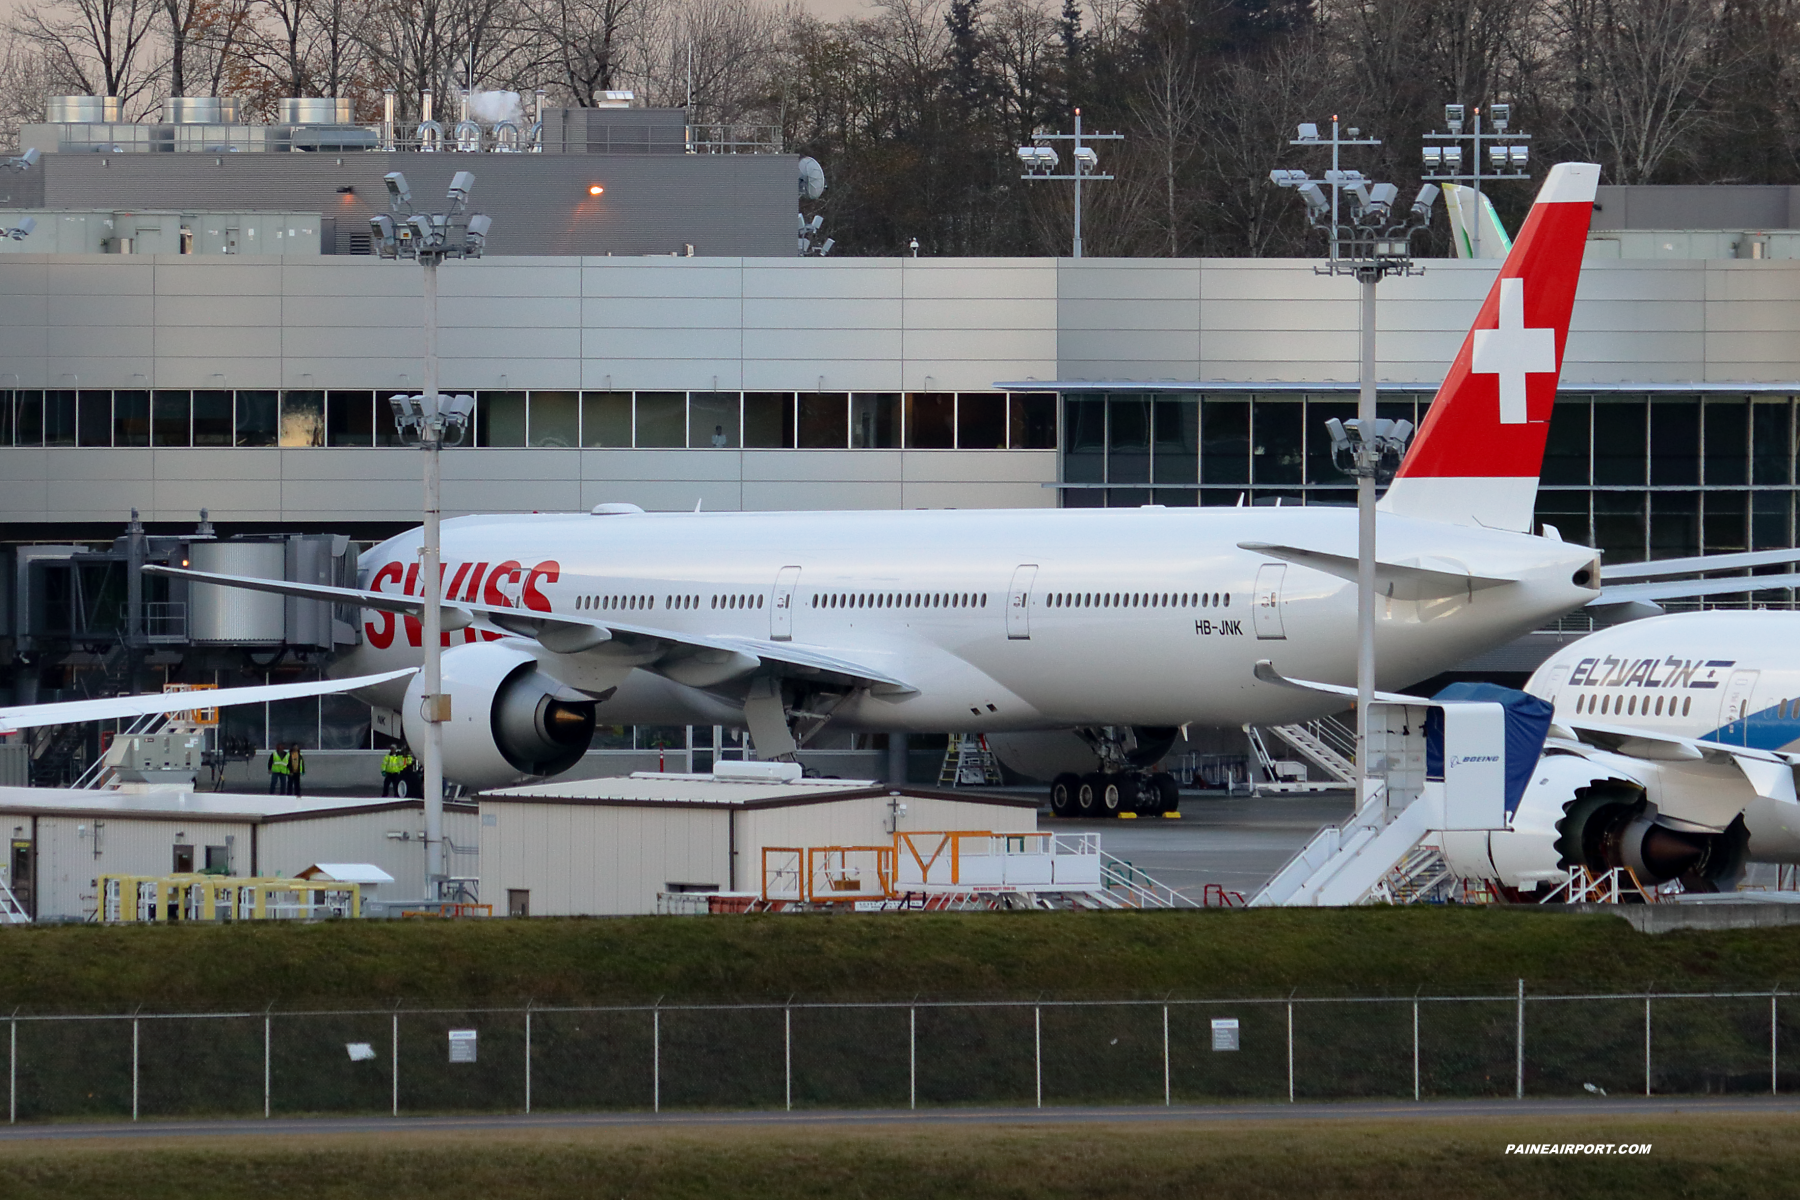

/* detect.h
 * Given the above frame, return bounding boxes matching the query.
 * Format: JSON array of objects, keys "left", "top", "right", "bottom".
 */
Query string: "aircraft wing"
[
  {"left": 1237, "top": 542, "right": 1516, "bottom": 600},
  {"left": 1559, "top": 718, "right": 1797, "bottom": 802},
  {"left": 0, "top": 669, "right": 417, "bottom": 733},
  {"left": 145, "top": 566, "right": 915, "bottom": 696}
]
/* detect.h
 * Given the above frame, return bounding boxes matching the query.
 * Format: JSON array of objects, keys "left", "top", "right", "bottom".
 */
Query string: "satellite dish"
[{"left": 799, "top": 157, "right": 826, "bottom": 201}]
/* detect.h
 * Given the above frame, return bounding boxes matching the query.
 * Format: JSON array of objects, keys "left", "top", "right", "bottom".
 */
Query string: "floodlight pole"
[
  {"left": 375, "top": 173, "right": 486, "bottom": 903},
  {"left": 1355, "top": 271, "right": 1377, "bottom": 810},
  {"left": 1423, "top": 106, "right": 1531, "bottom": 260},
  {"left": 1275, "top": 121, "right": 1435, "bottom": 817},
  {"left": 1017, "top": 110, "right": 1123, "bottom": 259},
  {"left": 419, "top": 253, "right": 445, "bottom": 895}
]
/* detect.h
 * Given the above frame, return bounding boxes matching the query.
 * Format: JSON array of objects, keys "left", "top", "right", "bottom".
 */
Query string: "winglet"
[{"left": 1380, "top": 162, "right": 1600, "bottom": 532}]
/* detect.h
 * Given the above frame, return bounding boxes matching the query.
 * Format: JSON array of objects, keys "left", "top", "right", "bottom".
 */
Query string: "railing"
[
  {"left": 686, "top": 123, "right": 782, "bottom": 154},
  {"left": 0, "top": 986, "right": 1791, "bottom": 1121},
  {"left": 1099, "top": 850, "right": 1197, "bottom": 909}
]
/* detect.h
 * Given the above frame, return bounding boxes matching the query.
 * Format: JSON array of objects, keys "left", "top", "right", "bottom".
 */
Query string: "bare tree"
[
  {"left": 522, "top": 0, "right": 654, "bottom": 104},
  {"left": 1130, "top": 26, "right": 1203, "bottom": 254},
  {"left": 1551, "top": 0, "right": 1725, "bottom": 182},
  {"left": 12, "top": 0, "right": 162, "bottom": 111}
]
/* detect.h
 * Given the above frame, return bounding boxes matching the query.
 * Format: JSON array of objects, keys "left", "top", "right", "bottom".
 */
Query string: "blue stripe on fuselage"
[{"left": 1699, "top": 701, "right": 1800, "bottom": 751}]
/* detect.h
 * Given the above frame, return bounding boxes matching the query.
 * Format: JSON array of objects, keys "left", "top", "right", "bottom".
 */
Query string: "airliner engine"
[
  {"left": 401, "top": 641, "right": 597, "bottom": 791},
  {"left": 1441, "top": 752, "right": 1748, "bottom": 892}
]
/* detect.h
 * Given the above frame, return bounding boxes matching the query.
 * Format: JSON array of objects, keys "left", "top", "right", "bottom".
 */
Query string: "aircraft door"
[
  {"left": 1718, "top": 669, "right": 1760, "bottom": 745},
  {"left": 1253, "top": 564, "right": 1287, "bottom": 640},
  {"left": 1007, "top": 564, "right": 1038, "bottom": 640},
  {"left": 771, "top": 566, "right": 801, "bottom": 641}
]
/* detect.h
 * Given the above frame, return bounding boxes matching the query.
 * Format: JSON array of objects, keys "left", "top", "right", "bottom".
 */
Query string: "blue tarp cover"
[{"left": 1426, "top": 682, "right": 1556, "bottom": 815}]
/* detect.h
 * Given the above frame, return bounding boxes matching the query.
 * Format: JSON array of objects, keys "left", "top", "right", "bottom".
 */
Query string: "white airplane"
[
  {"left": 134, "top": 161, "right": 1612, "bottom": 815},
  {"left": 1441, "top": 607, "right": 1800, "bottom": 894}
]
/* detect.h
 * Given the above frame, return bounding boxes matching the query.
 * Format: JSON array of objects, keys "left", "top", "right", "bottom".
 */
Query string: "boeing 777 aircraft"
[{"left": 150, "top": 162, "right": 1653, "bottom": 812}]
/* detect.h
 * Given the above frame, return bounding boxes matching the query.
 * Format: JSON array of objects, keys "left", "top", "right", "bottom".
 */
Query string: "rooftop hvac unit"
[
  {"left": 163, "top": 96, "right": 234, "bottom": 124},
  {"left": 46, "top": 96, "right": 120, "bottom": 123},
  {"left": 280, "top": 97, "right": 355, "bottom": 125}
]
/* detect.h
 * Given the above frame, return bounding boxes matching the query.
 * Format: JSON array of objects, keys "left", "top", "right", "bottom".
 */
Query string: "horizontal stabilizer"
[
  {"left": 1591, "top": 572, "right": 1800, "bottom": 606},
  {"left": 1252, "top": 659, "right": 1419, "bottom": 704},
  {"left": 1602, "top": 548, "right": 1800, "bottom": 581},
  {"left": 1238, "top": 542, "right": 1515, "bottom": 600},
  {"left": 0, "top": 669, "right": 416, "bottom": 733}
]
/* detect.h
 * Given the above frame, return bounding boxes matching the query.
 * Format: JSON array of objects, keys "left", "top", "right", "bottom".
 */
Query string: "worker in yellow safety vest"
[
  {"left": 381, "top": 746, "right": 410, "bottom": 797},
  {"left": 267, "top": 746, "right": 289, "bottom": 794},
  {"left": 288, "top": 745, "right": 306, "bottom": 798}
]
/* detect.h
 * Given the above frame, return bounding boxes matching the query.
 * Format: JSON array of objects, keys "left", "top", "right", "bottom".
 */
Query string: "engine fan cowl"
[{"left": 402, "top": 641, "right": 597, "bottom": 791}]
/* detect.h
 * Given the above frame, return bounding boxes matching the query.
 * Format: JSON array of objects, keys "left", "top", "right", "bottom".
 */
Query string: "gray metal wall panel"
[{"left": 34, "top": 152, "right": 794, "bottom": 257}]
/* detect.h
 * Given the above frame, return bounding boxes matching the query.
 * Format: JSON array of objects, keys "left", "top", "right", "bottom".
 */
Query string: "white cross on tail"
[{"left": 1471, "top": 277, "right": 1557, "bottom": 425}]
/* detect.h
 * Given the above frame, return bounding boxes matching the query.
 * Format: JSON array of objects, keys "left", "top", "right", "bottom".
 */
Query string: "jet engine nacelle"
[
  {"left": 1441, "top": 752, "right": 1746, "bottom": 892},
  {"left": 402, "top": 641, "right": 597, "bottom": 791}
]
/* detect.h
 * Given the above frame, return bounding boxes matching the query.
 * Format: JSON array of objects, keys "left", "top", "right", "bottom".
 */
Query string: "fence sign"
[
  {"left": 345, "top": 1042, "right": 375, "bottom": 1062},
  {"left": 448, "top": 1029, "right": 477, "bottom": 1063},
  {"left": 1211, "top": 1018, "right": 1240, "bottom": 1051}
]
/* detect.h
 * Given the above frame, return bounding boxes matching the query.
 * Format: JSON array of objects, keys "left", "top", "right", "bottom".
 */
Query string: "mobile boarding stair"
[
  {"left": 1251, "top": 686, "right": 1552, "bottom": 906},
  {"left": 1245, "top": 716, "right": 1358, "bottom": 793}
]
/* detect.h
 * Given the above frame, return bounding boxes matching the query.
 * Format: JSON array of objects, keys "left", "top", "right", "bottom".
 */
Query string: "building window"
[
  {"left": 581, "top": 391, "right": 631, "bottom": 447},
  {"left": 635, "top": 392, "right": 685, "bottom": 447},
  {"left": 744, "top": 392, "right": 795, "bottom": 448},
  {"left": 689, "top": 392, "right": 741, "bottom": 448},
  {"left": 112, "top": 390, "right": 150, "bottom": 447},
  {"left": 1009, "top": 392, "right": 1057, "bottom": 449},
  {"left": 956, "top": 393, "right": 1006, "bottom": 449},
  {"left": 77, "top": 390, "right": 111, "bottom": 447},
  {"left": 852, "top": 393, "right": 900, "bottom": 448},
  {"left": 152, "top": 390, "right": 191, "bottom": 447},
  {"left": 798, "top": 392, "right": 848, "bottom": 448},
  {"left": 234, "top": 390, "right": 278, "bottom": 447},
  {"left": 528, "top": 391, "right": 580, "bottom": 448},
  {"left": 478, "top": 391, "right": 527, "bottom": 447},
  {"left": 904, "top": 393, "right": 954, "bottom": 448},
  {"left": 278, "top": 391, "right": 323, "bottom": 447},
  {"left": 326, "top": 391, "right": 374, "bottom": 447}
]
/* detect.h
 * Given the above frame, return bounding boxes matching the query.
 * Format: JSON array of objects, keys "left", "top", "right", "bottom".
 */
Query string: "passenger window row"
[
  {"left": 1047, "top": 591, "right": 1229, "bottom": 609},
  {"left": 576, "top": 594, "right": 665, "bottom": 612},
  {"left": 811, "top": 592, "right": 988, "bottom": 610},
  {"left": 1575, "top": 693, "right": 1692, "bottom": 718}
]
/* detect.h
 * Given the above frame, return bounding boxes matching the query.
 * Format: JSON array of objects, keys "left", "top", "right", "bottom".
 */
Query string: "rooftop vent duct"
[
  {"left": 163, "top": 96, "right": 224, "bottom": 124},
  {"left": 46, "top": 96, "right": 120, "bottom": 123},
  {"left": 280, "top": 97, "right": 354, "bottom": 125}
]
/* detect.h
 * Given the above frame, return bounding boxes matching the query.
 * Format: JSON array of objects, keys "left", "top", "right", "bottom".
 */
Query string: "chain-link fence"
[{"left": 6, "top": 986, "right": 1796, "bottom": 1122}]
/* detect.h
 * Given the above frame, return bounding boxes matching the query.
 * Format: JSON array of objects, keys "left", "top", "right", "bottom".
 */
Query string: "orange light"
[{"left": 588, "top": 184, "right": 604, "bottom": 196}]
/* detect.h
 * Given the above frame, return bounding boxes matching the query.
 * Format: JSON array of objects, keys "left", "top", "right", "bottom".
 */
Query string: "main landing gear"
[{"left": 1049, "top": 771, "right": 1179, "bottom": 819}]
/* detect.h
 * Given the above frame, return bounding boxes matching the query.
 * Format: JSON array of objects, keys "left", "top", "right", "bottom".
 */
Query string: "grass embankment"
[
  {"left": 2, "top": 1112, "right": 1796, "bottom": 1200},
  {"left": 1, "top": 907, "right": 1798, "bottom": 1012}
]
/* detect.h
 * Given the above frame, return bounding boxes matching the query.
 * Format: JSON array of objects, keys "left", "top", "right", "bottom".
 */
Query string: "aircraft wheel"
[
  {"left": 1151, "top": 772, "right": 1180, "bottom": 813},
  {"left": 1076, "top": 774, "right": 1106, "bottom": 817},
  {"left": 1050, "top": 773, "right": 1080, "bottom": 818},
  {"left": 1098, "top": 774, "right": 1125, "bottom": 817}
]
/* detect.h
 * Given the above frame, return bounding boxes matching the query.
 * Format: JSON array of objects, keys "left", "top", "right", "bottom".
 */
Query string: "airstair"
[
  {"left": 938, "top": 734, "right": 1003, "bottom": 787},
  {"left": 1245, "top": 716, "right": 1357, "bottom": 793},
  {"left": 1252, "top": 695, "right": 1529, "bottom": 906}
]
